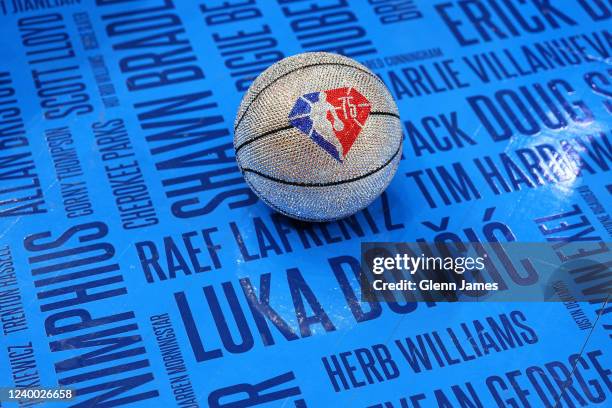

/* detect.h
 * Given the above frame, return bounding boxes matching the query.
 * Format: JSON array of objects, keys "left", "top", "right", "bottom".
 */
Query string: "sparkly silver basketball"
[{"left": 234, "top": 52, "right": 402, "bottom": 222}]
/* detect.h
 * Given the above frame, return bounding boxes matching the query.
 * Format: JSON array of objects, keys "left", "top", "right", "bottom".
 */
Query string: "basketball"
[{"left": 234, "top": 52, "right": 402, "bottom": 222}]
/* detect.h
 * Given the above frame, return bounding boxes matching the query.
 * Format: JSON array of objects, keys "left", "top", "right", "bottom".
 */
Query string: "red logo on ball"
[{"left": 289, "top": 87, "right": 372, "bottom": 162}]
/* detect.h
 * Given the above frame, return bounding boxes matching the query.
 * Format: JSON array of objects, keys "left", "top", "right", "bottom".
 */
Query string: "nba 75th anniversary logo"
[{"left": 288, "top": 87, "right": 371, "bottom": 162}]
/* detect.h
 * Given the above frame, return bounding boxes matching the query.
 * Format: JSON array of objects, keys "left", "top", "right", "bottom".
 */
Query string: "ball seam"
[
  {"left": 240, "top": 140, "right": 402, "bottom": 187},
  {"left": 234, "top": 111, "right": 400, "bottom": 155}
]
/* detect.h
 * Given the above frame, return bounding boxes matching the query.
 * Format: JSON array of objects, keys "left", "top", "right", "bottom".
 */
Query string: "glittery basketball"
[{"left": 234, "top": 52, "right": 402, "bottom": 222}]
